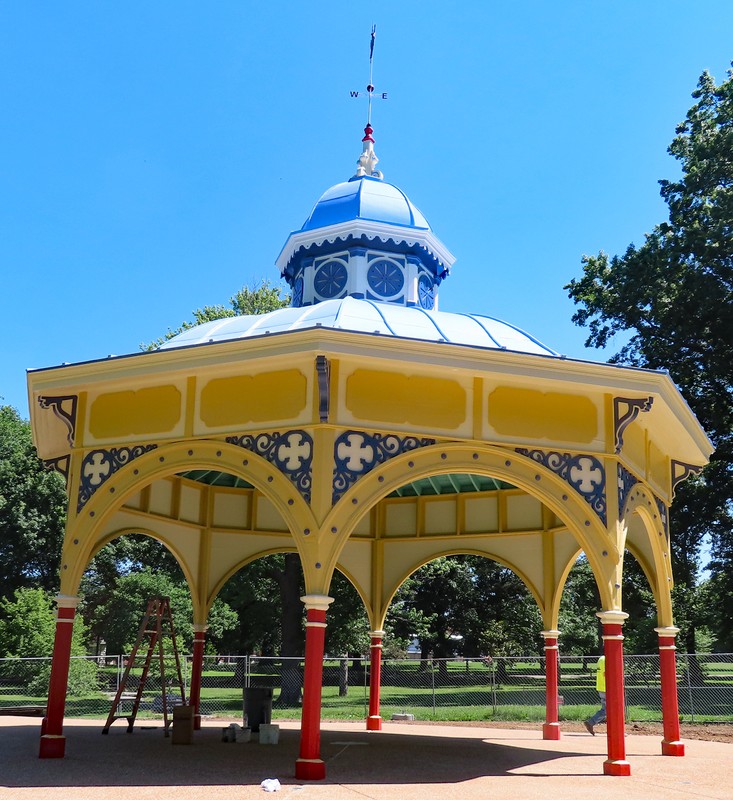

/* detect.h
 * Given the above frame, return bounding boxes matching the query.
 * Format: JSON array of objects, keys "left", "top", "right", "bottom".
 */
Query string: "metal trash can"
[{"left": 243, "top": 687, "right": 273, "bottom": 732}]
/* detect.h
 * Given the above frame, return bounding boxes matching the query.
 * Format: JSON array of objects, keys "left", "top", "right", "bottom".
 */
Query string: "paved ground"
[{"left": 1, "top": 717, "right": 729, "bottom": 800}]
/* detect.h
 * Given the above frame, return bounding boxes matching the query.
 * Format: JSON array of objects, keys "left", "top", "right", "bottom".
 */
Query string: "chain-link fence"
[{"left": 1, "top": 653, "right": 731, "bottom": 724}]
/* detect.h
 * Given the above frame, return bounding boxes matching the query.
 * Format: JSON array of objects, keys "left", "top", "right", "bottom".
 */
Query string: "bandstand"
[{"left": 28, "top": 123, "right": 711, "bottom": 778}]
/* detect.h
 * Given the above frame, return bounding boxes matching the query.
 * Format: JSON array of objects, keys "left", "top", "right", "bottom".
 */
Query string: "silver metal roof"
[{"left": 158, "top": 297, "right": 559, "bottom": 357}]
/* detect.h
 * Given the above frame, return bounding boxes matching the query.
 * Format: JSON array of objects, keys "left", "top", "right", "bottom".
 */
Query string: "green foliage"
[
  {"left": 387, "top": 556, "right": 542, "bottom": 659},
  {"left": 566, "top": 66, "right": 733, "bottom": 650},
  {"left": 0, "top": 406, "right": 67, "bottom": 598},
  {"left": 0, "top": 587, "right": 98, "bottom": 696},
  {"left": 558, "top": 557, "right": 601, "bottom": 654},
  {"left": 141, "top": 279, "right": 290, "bottom": 350},
  {"left": 90, "top": 568, "right": 236, "bottom": 653}
]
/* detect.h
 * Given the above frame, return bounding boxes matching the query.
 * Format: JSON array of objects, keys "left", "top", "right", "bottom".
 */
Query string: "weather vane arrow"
[{"left": 350, "top": 25, "right": 388, "bottom": 119}]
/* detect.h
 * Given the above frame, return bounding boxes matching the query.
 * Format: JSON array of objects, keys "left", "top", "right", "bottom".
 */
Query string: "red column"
[
  {"left": 295, "top": 595, "right": 333, "bottom": 781},
  {"left": 656, "top": 626, "right": 684, "bottom": 756},
  {"left": 599, "top": 610, "right": 631, "bottom": 776},
  {"left": 39, "top": 595, "right": 79, "bottom": 759},
  {"left": 366, "top": 629, "right": 384, "bottom": 731},
  {"left": 189, "top": 625, "right": 207, "bottom": 731},
  {"left": 541, "top": 630, "right": 561, "bottom": 740}
]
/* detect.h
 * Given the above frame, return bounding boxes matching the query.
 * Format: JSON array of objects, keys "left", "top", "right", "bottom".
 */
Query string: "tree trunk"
[
  {"left": 338, "top": 655, "right": 348, "bottom": 696},
  {"left": 276, "top": 553, "right": 304, "bottom": 707}
]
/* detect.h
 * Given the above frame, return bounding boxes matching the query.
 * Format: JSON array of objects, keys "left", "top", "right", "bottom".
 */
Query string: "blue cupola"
[{"left": 276, "top": 124, "right": 455, "bottom": 310}]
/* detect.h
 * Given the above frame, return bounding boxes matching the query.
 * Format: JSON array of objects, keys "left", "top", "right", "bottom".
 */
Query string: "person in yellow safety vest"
[{"left": 584, "top": 655, "right": 606, "bottom": 735}]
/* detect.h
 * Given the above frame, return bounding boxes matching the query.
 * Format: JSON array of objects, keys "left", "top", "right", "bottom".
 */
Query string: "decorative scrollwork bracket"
[
  {"left": 316, "top": 355, "right": 330, "bottom": 423},
  {"left": 613, "top": 396, "right": 653, "bottom": 453},
  {"left": 671, "top": 460, "right": 703, "bottom": 498},
  {"left": 38, "top": 395, "right": 78, "bottom": 447}
]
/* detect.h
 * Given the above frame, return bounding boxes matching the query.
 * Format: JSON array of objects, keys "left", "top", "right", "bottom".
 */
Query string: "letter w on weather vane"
[{"left": 350, "top": 24, "right": 387, "bottom": 120}]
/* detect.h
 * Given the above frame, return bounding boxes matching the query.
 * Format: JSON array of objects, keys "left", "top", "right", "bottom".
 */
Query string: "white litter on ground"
[{"left": 260, "top": 778, "right": 281, "bottom": 792}]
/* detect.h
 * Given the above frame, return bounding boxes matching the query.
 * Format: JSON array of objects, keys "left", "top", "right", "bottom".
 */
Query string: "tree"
[
  {"left": 90, "top": 568, "right": 236, "bottom": 654},
  {"left": 0, "top": 406, "right": 67, "bottom": 600},
  {"left": 387, "top": 556, "right": 542, "bottom": 676},
  {"left": 566, "top": 66, "right": 733, "bottom": 653},
  {"left": 558, "top": 557, "right": 601, "bottom": 657},
  {"left": 0, "top": 587, "right": 98, "bottom": 696}
]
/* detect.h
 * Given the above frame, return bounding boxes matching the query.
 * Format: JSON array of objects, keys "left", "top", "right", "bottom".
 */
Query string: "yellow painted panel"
[
  {"left": 624, "top": 423, "right": 646, "bottom": 473},
  {"left": 200, "top": 370, "right": 307, "bottom": 427},
  {"left": 488, "top": 388, "right": 597, "bottom": 443},
  {"left": 346, "top": 370, "right": 466, "bottom": 430},
  {"left": 464, "top": 497, "right": 499, "bottom": 533},
  {"left": 179, "top": 485, "right": 203, "bottom": 525},
  {"left": 255, "top": 496, "right": 288, "bottom": 532},
  {"left": 213, "top": 492, "right": 250, "bottom": 529},
  {"left": 384, "top": 503, "right": 417, "bottom": 537},
  {"left": 148, "top": 480, "right": 173, "bottom": 518},
  {"left": 90, "top": 386, "right": 181, "bottom": 438},
  {"left": 506, "top": 494, "right": 543, "bottom": 531},
  {"left": 122, "top": 491, "right": 144, "bottom": 512},
  {"left": 337, "top": 540, "right": 372, "bottom": 598},
  {"left": 648, "top": 440, "right": 668, "bottom": 492},
  {"left": 424, "top": 499, "right": 457, "bottom": 535},
  {"left": 353, "top": 513, "right": 372, "bottom": 537}
]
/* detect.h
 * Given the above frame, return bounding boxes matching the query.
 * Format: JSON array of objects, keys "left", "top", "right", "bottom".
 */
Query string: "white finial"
[{"left": 355, "top": 123, "right": 383, "bottom": 179}]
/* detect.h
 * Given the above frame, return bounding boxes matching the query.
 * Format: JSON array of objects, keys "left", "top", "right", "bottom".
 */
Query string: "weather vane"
[
  {"left": 351, "top": 25, "right": 386, "bottom": 179},
  {"left": 350, "top": 24, "right": 388, "bottom": 123}
]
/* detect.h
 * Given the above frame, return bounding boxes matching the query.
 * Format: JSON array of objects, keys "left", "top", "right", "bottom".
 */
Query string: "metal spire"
[{"left": 354, "top": 25, "right": 383, "bottom": 180}]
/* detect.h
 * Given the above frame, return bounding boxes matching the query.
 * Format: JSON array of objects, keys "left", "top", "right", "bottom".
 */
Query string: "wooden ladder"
[{"left": 102, "top": 596, "right": 187, "bottom": 736}]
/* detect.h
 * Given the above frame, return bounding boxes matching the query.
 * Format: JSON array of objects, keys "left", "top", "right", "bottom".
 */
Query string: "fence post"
[
  {"left": 431, "top": 658, "right": 436, "bottom": 714},
  {"left": 684, "top": 653, "right": 695, "bottom": 722}
]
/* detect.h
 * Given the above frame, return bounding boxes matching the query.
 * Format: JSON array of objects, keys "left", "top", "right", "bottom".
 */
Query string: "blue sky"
[{"left": 2, "top": 1, "right": 732, "bottom": 418}]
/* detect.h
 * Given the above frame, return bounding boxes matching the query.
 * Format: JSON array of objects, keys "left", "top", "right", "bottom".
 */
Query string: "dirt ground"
[{"left": 394, "top": 718, "right": 733, "bottom": 743}]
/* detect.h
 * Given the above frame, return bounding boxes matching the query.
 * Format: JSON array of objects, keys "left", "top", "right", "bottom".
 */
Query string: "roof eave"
[{"left": 276, "top": 220, "right": 456, "bottom": 273}]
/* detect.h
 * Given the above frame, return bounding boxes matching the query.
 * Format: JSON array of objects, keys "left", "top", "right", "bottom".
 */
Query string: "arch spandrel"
[
  {"left": 319, "top": 443, "right": 621, "bottom": 611},
  {"left": 58, "top": 441, "right": 318, "bottom": 601}
]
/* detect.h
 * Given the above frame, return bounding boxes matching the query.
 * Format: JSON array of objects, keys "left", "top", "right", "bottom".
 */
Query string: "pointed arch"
[
  {"left": 59, "top": 440, "right": 318, "bottom": 603},
  {"left": 319, "top": 443, "right": 618, "bottom": 610}
]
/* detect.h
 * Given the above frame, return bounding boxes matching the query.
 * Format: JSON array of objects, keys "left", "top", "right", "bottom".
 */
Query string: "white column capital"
[
  {"left": 654, "top": 626, "right": 680, "bottom": 638},
  {"left": 300, "top": 594, "right": 334, "bottom": 612},
  {"left": 193, "top": 624, "right": 208, "bottom": 634},
  {"left": 55, "top": 594, "right": 80, "bottom": 610},
  {"left": 369, "top": 630, "right": 386, "bottom": 638},
  {"left": 596, "top": 610, "right": 629, "bottom": 626},
  {"left": 540, "top": 630, "right": 560, "bottom": 640}
]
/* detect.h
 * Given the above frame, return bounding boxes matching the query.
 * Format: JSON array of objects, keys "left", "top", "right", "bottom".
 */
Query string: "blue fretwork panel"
[
  {"left": 654, "top": 496, "right": 669, "bottom": 542},
  {"left": 617, "top": 464, "right": 638, "bottom": 516},
  {"left": 333, "top": 430, "right": 436, "bottom": 503},
  {"left": 226, "top": 430, "right": 313, "bottom": 502},
  {"left": 78, "top": 445, "right": 158, "bottom": 512},
  {"left": 515, "top": 449, "right": 607, "bottom": 525}
]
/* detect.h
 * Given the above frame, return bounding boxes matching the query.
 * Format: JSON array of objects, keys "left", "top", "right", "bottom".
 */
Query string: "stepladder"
[{"left": 102, "top": 596, "right": 187, "bottom": 736}]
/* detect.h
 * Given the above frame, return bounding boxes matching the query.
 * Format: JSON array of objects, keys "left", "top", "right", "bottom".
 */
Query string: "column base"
[
  {"left": 295, "top": 757, "right": 326, "bottom": 781},
  {"left": 366, "top": 715, "right": 383, "bottom": 731},
  {"left": 542, "top": 722, "right": 561, "bottom": 740},
  {"left": 603, "top": 759, "right": 631, "bottom": 776},
  {"left": 662, "top": 740, "right": 685, "bottom": 756},
  {"left": 193, "top": 715, "right": 201, "bottom": 731},
  {"left": 39, "top": 734, "right": 66, "bottom": 759}
]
